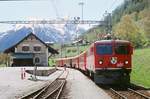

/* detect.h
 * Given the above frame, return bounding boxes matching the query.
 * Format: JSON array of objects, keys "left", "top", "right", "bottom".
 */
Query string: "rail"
[
  {"left": 110, "top": 88, "right": 127, "bottom": 99},
  {"left": 20, "top": 69, "right": 68, "bottom": 99},
  {"left": 128, "top": 88, "right": 150, "bottom": 99}
]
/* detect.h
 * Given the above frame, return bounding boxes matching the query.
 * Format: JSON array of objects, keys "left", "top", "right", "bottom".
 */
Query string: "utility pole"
[
  {"left": 103, "top": 11, "right": 112, "bottom": 39},
  {"left": 107, "top": 13, "right": 112, "bottom": 34},
  {"left": 104, "top": 11, "right": 112, "bottom": 34},
  {"left": 78, "top": 1, "right": 84, "bottom": 20}
]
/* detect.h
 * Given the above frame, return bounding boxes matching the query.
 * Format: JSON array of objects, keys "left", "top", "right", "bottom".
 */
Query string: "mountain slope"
[{"left": 0, "top": 24, "right": 86, "bottom": 52}]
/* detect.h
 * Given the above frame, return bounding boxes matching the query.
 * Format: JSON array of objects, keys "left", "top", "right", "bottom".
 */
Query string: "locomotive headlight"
[
  {"left": 99, "top": 60, "right": 103, "bottom": 64},
  {"left": 125, "top": 61, "right": 128, "bottom": 64}
]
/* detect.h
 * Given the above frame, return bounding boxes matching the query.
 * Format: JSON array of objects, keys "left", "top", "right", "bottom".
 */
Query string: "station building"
[{"left": 4, "top": 32, "right": 58, "bottom": 66}]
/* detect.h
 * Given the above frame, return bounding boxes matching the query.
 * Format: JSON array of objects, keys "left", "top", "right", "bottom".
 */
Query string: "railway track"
[
  {"left": 110, "top": 88, "right": 127, "bottom": 99},
  {"left": 127, "top": 88, "right": 150, "bottom": 99},
  {"left": 109, "top": 87, "right": 150, "bottom": 99},
  {"left": 20, "top": 70, "right": 69, "bottom": 99}
]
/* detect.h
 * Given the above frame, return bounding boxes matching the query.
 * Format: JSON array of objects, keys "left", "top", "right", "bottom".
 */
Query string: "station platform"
[
  {"left": 0, "top": 67, "right": 111, "bottom": 99},
  {"left": 0, "top": 67, "right": 62, "bottom": 99},
  {"left": 64, "top": 68, "right": 112, "bottom": 99}
]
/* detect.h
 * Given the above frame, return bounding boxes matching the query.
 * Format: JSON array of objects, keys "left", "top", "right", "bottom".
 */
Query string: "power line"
[{"left": 0, "top": 20, "right": 106, "bottom": 25}]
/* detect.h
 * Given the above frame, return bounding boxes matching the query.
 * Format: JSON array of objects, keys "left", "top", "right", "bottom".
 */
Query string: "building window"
[
  {"left": 35, "top": 57, "right": 40, "bottom": 63},
  {"left": 22, "top": 46, "right": 30, "bottom": 51},
  {"left": 34, "top": 46, "right": 41, "bottom": 51}
]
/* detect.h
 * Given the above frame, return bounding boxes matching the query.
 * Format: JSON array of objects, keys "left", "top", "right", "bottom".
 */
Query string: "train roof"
[{"left": 94, "top": 40, "right": 130, "bottom": 44}]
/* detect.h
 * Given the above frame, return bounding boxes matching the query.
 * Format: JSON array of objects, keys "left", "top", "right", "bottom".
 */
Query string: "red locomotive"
[{"left": 55, "top": 40, "right": 133, "bottom": 84}]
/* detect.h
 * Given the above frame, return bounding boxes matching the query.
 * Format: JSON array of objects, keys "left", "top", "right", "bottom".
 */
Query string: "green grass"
[
  {"left": 55, "top": 45, "right": 89, "bottom": 58},
  {"left": 131, "top": 48, "right": 150, "bottom": 88}
]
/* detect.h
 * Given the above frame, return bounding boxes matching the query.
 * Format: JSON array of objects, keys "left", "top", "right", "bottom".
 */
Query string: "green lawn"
[{"left": 131, "top": 48, "right": 150, "bottom": 88}]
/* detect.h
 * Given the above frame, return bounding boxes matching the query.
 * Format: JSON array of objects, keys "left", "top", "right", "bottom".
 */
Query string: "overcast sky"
[{"left": 0, "top": 0, "right": 124, "bottom": 31}]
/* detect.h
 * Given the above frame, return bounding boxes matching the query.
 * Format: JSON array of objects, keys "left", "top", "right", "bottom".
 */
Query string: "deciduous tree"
[{"left": 114, "top": 15, "right": 144, "bottom": 48}]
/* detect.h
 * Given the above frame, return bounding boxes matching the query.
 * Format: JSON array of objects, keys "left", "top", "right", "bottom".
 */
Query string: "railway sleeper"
[
  {"left": 110, "top": 88, "right": 127, "bottom": 99},
  {"left": 128, "top": 88, "right": 150, "bottom": 99}
]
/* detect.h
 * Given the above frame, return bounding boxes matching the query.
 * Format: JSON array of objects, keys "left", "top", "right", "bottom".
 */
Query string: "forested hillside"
[{"left": 82, "top": 0, "right": 150, "bottom": 48}]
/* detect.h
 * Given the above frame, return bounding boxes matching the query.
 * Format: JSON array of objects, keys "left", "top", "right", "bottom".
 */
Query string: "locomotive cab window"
[
  {"left": 115, "top": 44, "right": 129, "bottom": 54},
  {"left": 96, "top": 44, "right": 112, "bottom": 55}
]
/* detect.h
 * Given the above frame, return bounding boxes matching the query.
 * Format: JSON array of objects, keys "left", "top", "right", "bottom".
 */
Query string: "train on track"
[{"left": 55, "top": 40, "right": 133, "bottom": 85}]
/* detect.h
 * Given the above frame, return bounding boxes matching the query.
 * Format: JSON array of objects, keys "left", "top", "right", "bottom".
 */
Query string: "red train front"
[
  {"left": 86, "top": 40, "right": 133, "bottom": 84},
  {"left": 55, "top": 40, "right": 133, "bottom": 85}
]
